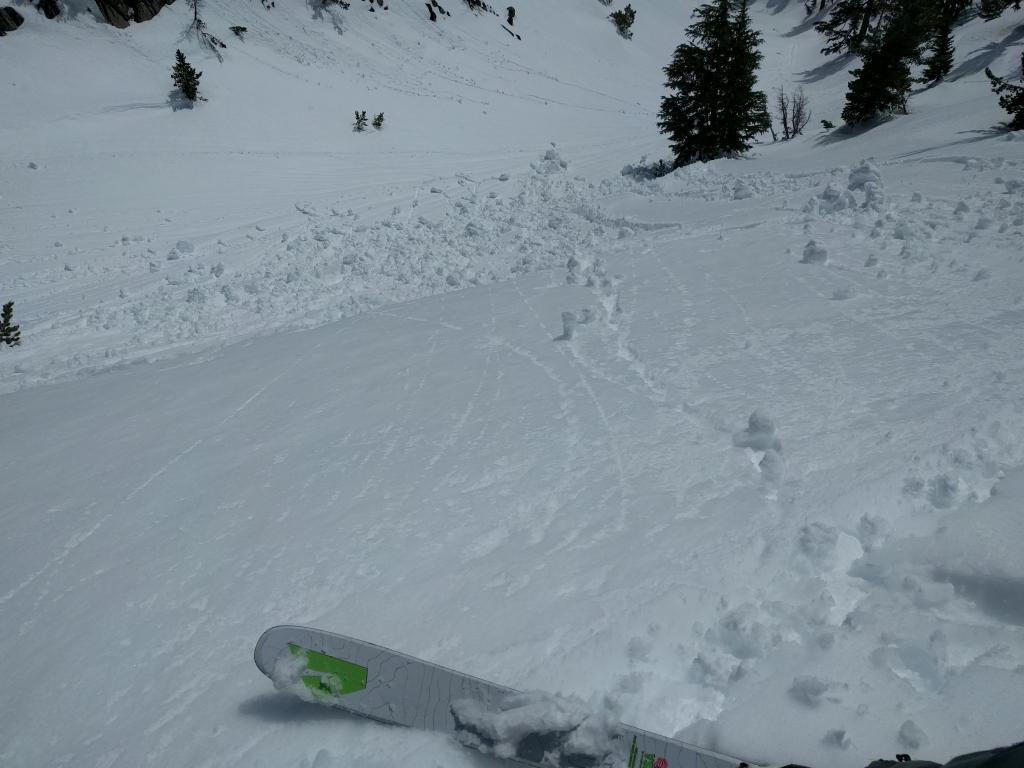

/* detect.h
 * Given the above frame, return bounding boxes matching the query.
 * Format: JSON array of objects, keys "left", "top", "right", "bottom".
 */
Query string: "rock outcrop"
[
  {"left": 37, "top": 0, "right": 60, "bottom": 19},
  {"left": 94, "top": 0, "right": 174, "bottom": 28},
  {"left": 0, "top": 6, "right": 25, "bottom": 35}
]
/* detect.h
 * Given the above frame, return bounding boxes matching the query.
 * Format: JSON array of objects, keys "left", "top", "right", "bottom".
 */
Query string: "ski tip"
[{"left": 254, "top": 624, "right": 304, "bottom": 677}]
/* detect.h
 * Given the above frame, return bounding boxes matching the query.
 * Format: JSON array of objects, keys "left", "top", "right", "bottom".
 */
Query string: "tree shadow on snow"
[
  {"left": 946, "top": 22, "right": 1024, "bottom": 81},
  {"left": 763, "top": 0, "right": 799, "bottom": 15},
  {"left": 813, "top": 117, "right": 891, "bottom": 146},
  {"left": 893, "top": 126, "right": 1011, "bottom": 159},
  {"left": 781, "top": 12, "right": 823, "bottom": 38},
  {"left": 797, "top": 52, "right": 856, "bottom": 83}
]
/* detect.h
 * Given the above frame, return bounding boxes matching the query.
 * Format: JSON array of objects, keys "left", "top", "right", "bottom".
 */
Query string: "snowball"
[
  {"left": 863, "top": 181, "right": 886, "bottom": 211},
  {"left": 800, "top": 240, "right": 828, "bottom": 264},
  {"left": 556, "top": 311, "right": 576, "bottom": 341},
  {"left": 821, "top": 729, "right": 851, "bottom": 749},
  {"left": 759, "top": 449, "right": 785, "bottom": 482},
  {"left": 898, "top": 720, "right": 927, "bottom": 750},
  {"left": 789, "top": 675, "right": 829, "bottom": 707},
  {"left": 818, "top": 183, "right": 857, "bottom": 213},
  {"left": 733, "top": 410, "right": 781, "bottom": 452}
]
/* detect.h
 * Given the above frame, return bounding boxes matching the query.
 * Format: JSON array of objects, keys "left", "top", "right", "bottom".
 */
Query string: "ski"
[{"left": 255, "top": 625, "right": 760, "bottom": 768}]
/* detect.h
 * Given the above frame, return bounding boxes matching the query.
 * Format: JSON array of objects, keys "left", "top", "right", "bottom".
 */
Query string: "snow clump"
[
  {"left": 451, "top": 691, "right": 619, "bottom": 767},
  {"left": 898, "top": 719, "right": 928, "bottom": 750},
  {"left": 734, "top": 410, "right": 782, "bottom": 452},
  {"left": 800, "top": 240, "right": 828, "bottom": 264},
  {"left": 789, "top": 675, "right": 829, "bottom": 707},
  {"left": 848, "top": 159, "right": 883, "bottom": 191}
]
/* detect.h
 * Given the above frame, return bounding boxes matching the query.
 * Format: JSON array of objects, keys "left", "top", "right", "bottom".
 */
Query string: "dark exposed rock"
[
  {"left": 37, "top": 0, "right": 60, "bottom": 19},
  {"left": 0, "top": 6, "right": 25, "bottom": 35},
  {"left": 93, "top": 0, "right": 174, "bottom": 28}
]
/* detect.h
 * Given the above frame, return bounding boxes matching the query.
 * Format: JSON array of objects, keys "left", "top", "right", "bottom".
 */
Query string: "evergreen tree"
[
  {"left": 726, "top": 0, "right": 771, "bottom": 143},
  {"left": 658, "top": 0, "right": 769, "bottom": 166},
  {"left": 608, "top": 4, "right": 636, "bottom": 39},
  {"left": 920, "top": 1, "right": 955, "bottom": 83},
  {"left": 353, "top": 110, "right": 368, "bottom": 131},
  {"left": 172, "top": 49, "right": 203, "bottom": 102},
  {"left": 985, "top": 54, "right": 1024, "bottom": 129},
  {"left": 815, "top": 0, "right": 889, "bottom": 55},
  {"left": 841, "top": 8, "right": 927, "bottom": 123},
  {"left": 0, "top": 301, "right": 20, "bottom": 347}
]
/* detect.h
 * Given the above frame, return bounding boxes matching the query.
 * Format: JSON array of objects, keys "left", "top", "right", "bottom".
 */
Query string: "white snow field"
[{"left": 2, "top": 1, "right": 1024, "bottom": 767}]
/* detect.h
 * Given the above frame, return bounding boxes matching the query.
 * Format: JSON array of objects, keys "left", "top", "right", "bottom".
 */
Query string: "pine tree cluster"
[
  {"left": 841, "top": 7, "right": 928, "bottom": 123},
  {"left": 985, "top": 54, "right": 1024, "bottom": 129},
  {"left": 817, "top": 0, "right": 1021, "bottom": 124},
  {"left": 658, "top": 0, "right": 769, "bottom": 166}
]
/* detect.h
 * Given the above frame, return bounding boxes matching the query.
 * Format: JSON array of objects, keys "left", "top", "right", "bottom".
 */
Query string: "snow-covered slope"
[{"left": 2, "top": 3, "right": 1023, "bottom": 768}]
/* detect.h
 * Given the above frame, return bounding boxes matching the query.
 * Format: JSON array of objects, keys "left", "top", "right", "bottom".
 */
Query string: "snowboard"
[{"left": 254, "top": 625, "right": 759, "bottom": 768}]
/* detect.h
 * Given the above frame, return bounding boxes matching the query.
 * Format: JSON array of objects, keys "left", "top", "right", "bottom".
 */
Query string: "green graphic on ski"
[{"left": 255, "top": 625, "right": 759, "bottom": 768}]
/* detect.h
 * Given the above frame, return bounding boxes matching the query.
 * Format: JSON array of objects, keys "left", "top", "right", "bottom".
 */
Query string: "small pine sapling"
[
  {"left": 372, "top": 112, "right": 384, "bottom": 129},
  {"left": 821, "top": 119, "right": 835, "bottom": 129},
  {"left": 609, "top": 4, "right": 635, "bottom": 38},
  {"left": 230, "top": 25, "right": 247, "bottom": 39},
  {"left": 172, "top": 50, "right": 203, "bottom": 102},
  {"left": 354, "top": 110, "right": 368, "bottom": 131},
  {"left": 0, "top": 301, "right": 21, "bottom": 347}
]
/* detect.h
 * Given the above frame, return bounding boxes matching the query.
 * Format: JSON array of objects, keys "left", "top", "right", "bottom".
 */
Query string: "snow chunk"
[
  {"left": 898, "top": 719, "right": 927, "bottom": 750},
  {"left": 555, "top": 311, "right": 576, "bottom": 341},
  {"left": 800, "top": 240, "right": 828, "bottom": 264},
  {"left": 759, "top": 449, "right": 785, "bottom": 483},
  {"left": 167, "top": 240, "right": 195, "bottom": 261},
  {"left": 821, "top": 728, "right": 851, "bottom": 749},
  {"left": 733, "top": 410, "right": 782, "bottom": 452},
  {"left": 863, "top": 181, "right": 886, "bottom": 211},
  {"left": 733, "top": 181, "right": 754, "bottom": 200},
  {"left": 848, "top": 159, "right": 883, "bottom": 191},
  {"left": 816, "top": 182, "right": 857, "bottom": 213},
  {"left": 533, "top": 148, "right": 568, "bottom": 175},
  {"left": 451, "top": 691, "right": 619, "bottom": 767},
  {"left": 789, "top": 675, "right": 829, "bottom": 707}
]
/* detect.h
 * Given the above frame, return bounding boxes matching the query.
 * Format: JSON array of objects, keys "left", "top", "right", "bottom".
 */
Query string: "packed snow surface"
[{"left": 2, "top": 2, "right": 1024, "bottom": 768}]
